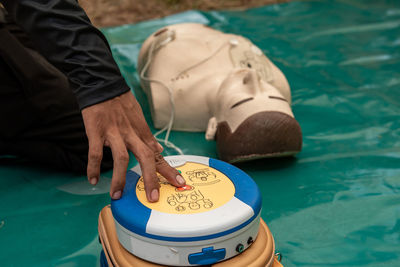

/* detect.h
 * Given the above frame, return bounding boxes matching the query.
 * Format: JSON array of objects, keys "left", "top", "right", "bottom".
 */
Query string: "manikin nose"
[{"left": 242, "top": 69, "right": 262, "bottom": 95}]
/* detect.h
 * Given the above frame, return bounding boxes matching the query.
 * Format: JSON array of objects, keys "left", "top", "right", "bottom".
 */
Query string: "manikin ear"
[{"left": 205, "top": 117, "right": 218, "bottom": 140}]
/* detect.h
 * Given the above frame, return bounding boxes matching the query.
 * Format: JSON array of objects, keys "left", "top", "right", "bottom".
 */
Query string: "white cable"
[
  {"left": 140, "top": 34, "right": 231, "bottom": 155},
  {"left": 140, "top": 39, "right": 184, "bottom": 155},
  {"left": 174, "top": 41, "right": 230, "bottom": 79}
]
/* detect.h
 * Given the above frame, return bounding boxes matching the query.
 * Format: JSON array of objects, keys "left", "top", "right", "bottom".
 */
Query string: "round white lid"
[{"left": 111, "top": 155, "right": 262, "bottom": 242}]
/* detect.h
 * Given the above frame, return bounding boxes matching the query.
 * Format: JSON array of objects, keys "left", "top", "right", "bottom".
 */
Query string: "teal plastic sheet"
[{"left": 1, "top": 0, "right": 400, "bottom": 266}]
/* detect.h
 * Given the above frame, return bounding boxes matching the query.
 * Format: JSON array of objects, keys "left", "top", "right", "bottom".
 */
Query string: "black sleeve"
[{"left": 1, "top": 0, "right": 130, "bottom": 110}]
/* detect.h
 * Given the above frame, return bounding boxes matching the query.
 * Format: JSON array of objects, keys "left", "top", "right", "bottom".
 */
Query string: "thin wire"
[
  {"left": 140, "top": 34, "right": 230, "bottom": 155},
  {"left": 174, "top": 41, "right": 230, "bottom": 78},
  {"left": 140, "top": 39, "right": 183, "bottom": 155}
]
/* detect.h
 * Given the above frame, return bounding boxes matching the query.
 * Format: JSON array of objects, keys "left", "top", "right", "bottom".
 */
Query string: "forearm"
[{"left": 1, "top": 0, "right": 129, "bottom": 109}]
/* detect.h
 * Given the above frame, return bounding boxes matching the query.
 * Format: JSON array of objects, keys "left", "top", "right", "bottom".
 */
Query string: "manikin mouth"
[{"left": 215, "top": 111, "right": 302, "bottom": 162}]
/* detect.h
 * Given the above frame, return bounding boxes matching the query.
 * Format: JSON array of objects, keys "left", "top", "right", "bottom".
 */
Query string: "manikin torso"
[
  {"left": 138, "top": 23, "right": 302, "bottom": 162},
  {"left": 138, "top": 23, "right": 293, "bottom": 135}
]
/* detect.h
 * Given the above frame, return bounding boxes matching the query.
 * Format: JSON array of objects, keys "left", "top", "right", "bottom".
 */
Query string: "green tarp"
[{"left": 1, "top": 0, "right": 399, "bottom": 266}]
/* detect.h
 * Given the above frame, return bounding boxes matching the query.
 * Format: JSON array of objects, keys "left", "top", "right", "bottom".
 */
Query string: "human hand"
[{"left": 81, "top": 91, "right": 185, "bottom": 201}]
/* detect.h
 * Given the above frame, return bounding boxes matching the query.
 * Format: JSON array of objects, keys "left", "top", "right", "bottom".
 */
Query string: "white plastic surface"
[
  {"left": 146, "top": 196, "right": 254, "bottom": 237},
  {"left": 115, "top": 213, "right": 261, "bottom": 266}
]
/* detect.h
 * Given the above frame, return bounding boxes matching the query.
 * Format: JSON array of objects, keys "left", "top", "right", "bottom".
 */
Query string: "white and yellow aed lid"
[{"left": 111, "top": 155, "right": 262, "bottom": 266}]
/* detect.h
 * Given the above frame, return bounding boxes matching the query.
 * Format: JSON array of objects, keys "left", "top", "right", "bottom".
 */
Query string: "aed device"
[{"left": 100, "top": 155, "right": 283, "bottom": 267}]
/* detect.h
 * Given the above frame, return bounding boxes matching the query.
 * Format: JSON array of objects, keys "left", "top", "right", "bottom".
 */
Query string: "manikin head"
[
  {"left": 205, "top": 67, "right": 302, "bottom": 162},
  {"left": 138, "top": 23, "right": 302, "bottom": 162}
]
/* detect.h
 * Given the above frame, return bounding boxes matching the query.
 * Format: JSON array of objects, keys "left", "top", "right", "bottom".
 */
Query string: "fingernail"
[
  {"left": 90, "top": 178, "right": 97, "bottom": 185},
  {"left": 176, "top": 175, "right": 185, "bottom": 185},
  {"left": 112, "top": 190, "right": 122, "bottom": 199},
  {"left": 151, "top": 189, "right": 159, "bottom": 202}
]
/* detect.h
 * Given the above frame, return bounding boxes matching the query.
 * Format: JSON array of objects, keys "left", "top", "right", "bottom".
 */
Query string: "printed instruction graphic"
[
  {"left": 167, "top": 189, "right": 213, "bottom": 212},
  {"left": 186, "top": 168, "right": 220, "bottom": 186},
  {"left": 136, "top": 174, "right": 169, "bottom": 192}
]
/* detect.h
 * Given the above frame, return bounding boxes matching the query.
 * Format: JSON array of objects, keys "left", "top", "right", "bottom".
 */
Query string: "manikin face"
[
  {"left": 214, "top": 68, "right": 293, "bottom": 130},
  {"left": 206, "top": 68, "right": 302, "bottom": 162}
]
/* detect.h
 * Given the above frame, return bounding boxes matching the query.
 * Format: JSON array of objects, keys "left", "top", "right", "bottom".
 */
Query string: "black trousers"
[{"left": 0, "top": 17, "right": 112, "bottom": 174}]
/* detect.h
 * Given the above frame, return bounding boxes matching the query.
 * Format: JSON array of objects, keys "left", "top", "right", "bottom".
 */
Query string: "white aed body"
[{"left": 111, "top": 155, "right": 262, "bottom": 266}]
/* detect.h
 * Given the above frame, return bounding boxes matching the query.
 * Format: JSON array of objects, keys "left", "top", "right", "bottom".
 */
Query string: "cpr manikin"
[{"left": 138, "top": 23, "right": 302, "bottom": 162}]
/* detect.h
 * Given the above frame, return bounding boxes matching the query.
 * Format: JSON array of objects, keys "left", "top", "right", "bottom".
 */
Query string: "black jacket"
[{"left": 1, "top": 0, "right": 130, "bottom": 110}]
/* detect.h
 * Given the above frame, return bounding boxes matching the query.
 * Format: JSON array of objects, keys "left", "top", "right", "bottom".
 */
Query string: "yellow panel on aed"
[{"left": 136, "top": 162, "right": 235, "bottom": 214}]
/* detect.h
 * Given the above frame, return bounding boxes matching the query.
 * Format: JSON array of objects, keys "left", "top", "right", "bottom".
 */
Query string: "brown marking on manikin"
[
  {"left": 269, "top": 96, "right": 288, "bottom": 102},
  {"left": 231, "top": 97, "right": 254, "bottom": 109},
  {"left": 215, "top": 111, "right": 302, "bottom": 163},
  {"left": 154, "top": 28, "right": 168, "bottom": 36}
]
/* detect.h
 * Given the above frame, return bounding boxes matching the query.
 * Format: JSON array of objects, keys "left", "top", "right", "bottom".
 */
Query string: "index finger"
[
  {"left": 155, "top": 153, "right": 186, "bottom": 188},
  {"left": 126, "top": 135, "right": 160, "bottom": 202}
]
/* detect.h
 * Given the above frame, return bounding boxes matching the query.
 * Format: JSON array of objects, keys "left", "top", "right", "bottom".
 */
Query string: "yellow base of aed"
[{"left": 98, "top": 206, "right": 283, "bottom": 267}]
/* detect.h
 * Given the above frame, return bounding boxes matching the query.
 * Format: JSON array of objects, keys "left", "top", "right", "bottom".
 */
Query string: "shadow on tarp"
[{"left": 1, "top": 0, "right": 400, "bottom": 266}]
